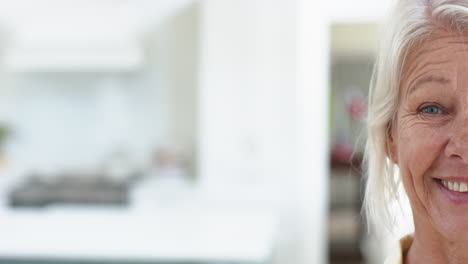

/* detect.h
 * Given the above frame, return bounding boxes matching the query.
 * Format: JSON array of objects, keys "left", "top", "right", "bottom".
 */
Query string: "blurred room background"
[{"left": 0, "top": 0, "right": 400, "bottom": 263}]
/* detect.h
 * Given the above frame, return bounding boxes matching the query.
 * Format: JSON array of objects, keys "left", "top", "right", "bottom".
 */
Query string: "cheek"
[{"left": 397, "top": 123, "right": 447, "bottom": 189}]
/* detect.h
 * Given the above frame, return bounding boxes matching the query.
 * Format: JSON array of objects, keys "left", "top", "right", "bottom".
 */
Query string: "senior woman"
[{"left": 365, "top": 0, "right": 468, "bottom": 263}]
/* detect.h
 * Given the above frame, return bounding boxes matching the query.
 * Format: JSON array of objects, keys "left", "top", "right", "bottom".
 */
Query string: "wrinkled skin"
[{"left": 389, "top": 32, "right": 468, "bottom": 263}]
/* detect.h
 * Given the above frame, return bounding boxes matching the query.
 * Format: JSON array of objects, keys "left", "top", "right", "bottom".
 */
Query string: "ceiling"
[{"left": 0, "top": 0, "right": 195, "bottom": 71}]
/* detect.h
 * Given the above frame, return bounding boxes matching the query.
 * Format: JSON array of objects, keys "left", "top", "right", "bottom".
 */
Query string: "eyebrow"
[{"left": 409, "top": 75, "right": 451, "bottom": 95}]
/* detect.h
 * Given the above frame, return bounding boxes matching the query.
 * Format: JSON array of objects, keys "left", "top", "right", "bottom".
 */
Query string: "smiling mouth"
[{"left": 435, "top": 179, "right": 468, "bottom": 193}]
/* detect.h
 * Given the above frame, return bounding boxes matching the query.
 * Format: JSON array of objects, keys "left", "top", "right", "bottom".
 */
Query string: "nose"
[{"left": 445, "top": 116, "right": 468, "bottom": 163}]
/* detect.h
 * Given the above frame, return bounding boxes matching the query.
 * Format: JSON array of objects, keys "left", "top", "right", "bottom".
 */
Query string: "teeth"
[
  {"left": 461, "top": 183, "right": 468, "bottom": 192},
  {"left": 443, "top": 180, "right": 468, "bottom": 193}
]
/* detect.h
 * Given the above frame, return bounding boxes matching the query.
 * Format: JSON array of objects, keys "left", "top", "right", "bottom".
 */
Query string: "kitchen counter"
[{"left": 0, "top": 175, "right": 277, "bottom": 264}]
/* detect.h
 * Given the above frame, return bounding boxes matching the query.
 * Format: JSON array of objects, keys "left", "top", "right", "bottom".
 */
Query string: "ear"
[{"left": 386, "top": 123, "right": 399, "bottom": 164}]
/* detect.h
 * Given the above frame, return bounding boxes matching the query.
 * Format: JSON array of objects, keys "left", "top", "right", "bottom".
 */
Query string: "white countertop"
[{"left": 0, "top": 175, "right": 278, "bottom": 262}]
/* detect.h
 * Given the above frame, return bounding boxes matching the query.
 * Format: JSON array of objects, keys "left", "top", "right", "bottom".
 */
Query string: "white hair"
[{"left": 364, "top": 0, "right": 468, "bottom": 234}]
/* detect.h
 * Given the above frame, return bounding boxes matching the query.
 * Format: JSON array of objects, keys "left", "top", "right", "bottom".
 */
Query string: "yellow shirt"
[{"left": 384, "top": 235, "right": 413, "bottom": 264}]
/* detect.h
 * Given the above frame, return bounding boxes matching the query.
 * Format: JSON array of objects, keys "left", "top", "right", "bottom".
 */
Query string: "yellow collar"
[{"left": 385, "top": 235, "right": 413, "bottom": 264}]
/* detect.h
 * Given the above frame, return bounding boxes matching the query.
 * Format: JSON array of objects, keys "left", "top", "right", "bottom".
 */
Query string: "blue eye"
[{"left": 420, "top": 105, "right": 442, "bottom": 114}]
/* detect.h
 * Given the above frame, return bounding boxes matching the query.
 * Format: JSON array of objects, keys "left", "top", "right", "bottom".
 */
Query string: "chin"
[{"left": 425, "top": 180, "right": 468, "bottom": 243}]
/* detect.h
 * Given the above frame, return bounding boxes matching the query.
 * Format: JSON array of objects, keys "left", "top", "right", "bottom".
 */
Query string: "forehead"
[
  {"left": 402, "top": 32, "right": 468, "bottom": 93},
  {"left": 408, "top": 32, "right": 468, "bottom": 61}
]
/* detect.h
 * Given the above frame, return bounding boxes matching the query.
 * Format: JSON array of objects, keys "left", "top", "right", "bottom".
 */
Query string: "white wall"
[
  {"left": 326, "top": 0, "right": 393, "bottom": 23},
  {"left": 199, "top": 0, "right": 297, "bottom": 190},
  {"left": 199, "top": 0, "right": 329, "bottom": 263},
  {"left": 296, "top": 1, "right": 330, "bottom": 263}
]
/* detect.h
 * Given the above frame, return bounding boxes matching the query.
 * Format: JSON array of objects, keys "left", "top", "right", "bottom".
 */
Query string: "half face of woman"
[{"left": 389, "top": 32, "right": 468, "bottom": 242}]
